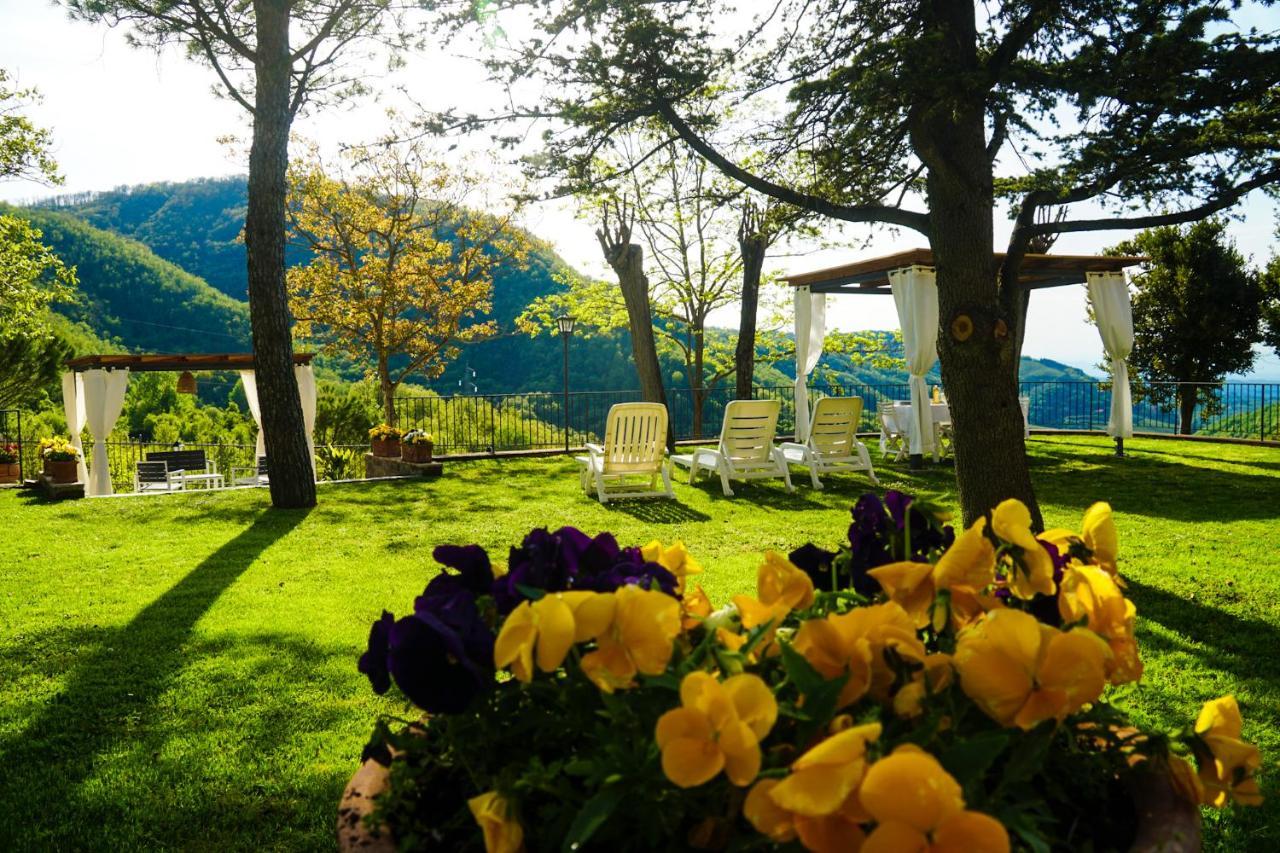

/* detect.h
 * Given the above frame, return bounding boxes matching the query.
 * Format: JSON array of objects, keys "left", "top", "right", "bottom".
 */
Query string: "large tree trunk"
[
  {"left": 1178, "top": 386, "right": 1198, "bottom": 435},
  {"left": 917, "top": 0, "right": 1041, "bottom": 529},
  {"left": 692, "top": 329, "right": 705, "bottom": 438},
  {"left": 246, "top": 0, "right": 315, "bottom": 507},
  {"left": 736, "top": 233, "right": 767, "bottom": 401},
  {"left": 605, "top": 243, "right": 673, "bottom": 450},
  {"left": 379, "top": 358, "right": 397, "bottom": 426}
]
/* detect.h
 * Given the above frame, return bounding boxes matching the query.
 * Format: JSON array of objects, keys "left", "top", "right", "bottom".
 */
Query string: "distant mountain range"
[{"left": 20, "top": 178, "right": 1099, "bottom": 398}]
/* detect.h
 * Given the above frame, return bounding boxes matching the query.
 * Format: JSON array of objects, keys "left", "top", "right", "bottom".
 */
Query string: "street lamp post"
[{"left": 558, "top": 315, "right": 576, "bottom": 453}]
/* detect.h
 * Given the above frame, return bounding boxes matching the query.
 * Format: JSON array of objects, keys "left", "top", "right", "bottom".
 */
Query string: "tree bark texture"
[
  {"left": 246, "top": 0, "right": 316, "bottom": 507},
  {"left": 604, "top": 243, "right": 673, "bottom": 450},
  {"left": 1178, "top": 387, "right": 1197, "bottom": 435},
  {"left": 917, "top": 0, "right": 1042, "bottom": 529},
  {"left": 736, "top": 233, "right": 767, "bottom": 401}
]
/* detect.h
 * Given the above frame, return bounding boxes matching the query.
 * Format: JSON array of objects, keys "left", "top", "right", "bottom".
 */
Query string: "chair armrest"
[
  {"left": 584, "top": 443, "right": 605, "bottom": 455},
  {"left": 778, "top": 442, "right": 808, "bottom": 452}
]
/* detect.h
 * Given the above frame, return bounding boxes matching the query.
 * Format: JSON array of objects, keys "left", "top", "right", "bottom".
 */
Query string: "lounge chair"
[
  {"left": 671, "top": 399, "right": 794, "bottom": 497},
  {"left": 232, "top": 456, "right": 269, "bottom": 486},
  {"left": 576, "top": 403, "right": 675, "bottom": 503},
  {"left": 780, "top": 396, "right": 879, "bottom": 489},
  {"left": 877, "top": 400, "right": 908, "bottom": 461}
]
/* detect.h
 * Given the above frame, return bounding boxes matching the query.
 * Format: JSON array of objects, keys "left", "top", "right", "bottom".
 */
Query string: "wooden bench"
[
  {"left": 135, "top": 460, "right": 184, "bottom": 492},
  {"left": 142, "top": 450, "right": 224, "bottom": 490}
]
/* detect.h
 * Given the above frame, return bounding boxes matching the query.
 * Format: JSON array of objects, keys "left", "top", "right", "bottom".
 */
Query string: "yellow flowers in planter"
[{"left": 362, "top": 498, "right": 1263, "bottom": 853}]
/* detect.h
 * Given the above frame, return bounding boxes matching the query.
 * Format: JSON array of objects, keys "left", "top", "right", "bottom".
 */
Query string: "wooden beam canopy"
[
  {"left": 783, "top": 248, "right": 1146, "bottom": 294},
  {"left": 65, "top": 353, "right": 316, "bottom": 372}
]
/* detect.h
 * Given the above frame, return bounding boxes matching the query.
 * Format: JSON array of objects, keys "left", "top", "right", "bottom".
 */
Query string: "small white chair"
[
  {"left": 671, "top": 399, "right": 794, "bottom": 497},
  {"left": 877, "top": 401, "right": 908, "bottom": 461},
  {"left": 780, "top": 396, "right": 879, "bottom": 489},
  {"left": 232, "top": 456, "right": 269, "bottom": 487},
  {"left": 135, "top": 461, "right": 184, "bottom": 493},
  {"left": 576, "top": 403, "right": 674, "bottom": 503}
]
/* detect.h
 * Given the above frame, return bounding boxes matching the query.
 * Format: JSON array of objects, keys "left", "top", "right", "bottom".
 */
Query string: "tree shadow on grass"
[
  {"left": 0, "top": 508, "right": 310, "bottom": 848},
  {"left": 1127, "top": 578, "right": 1280, "bottom": 688}
]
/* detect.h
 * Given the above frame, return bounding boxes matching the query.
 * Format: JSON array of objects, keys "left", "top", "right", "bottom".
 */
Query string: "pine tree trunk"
[
  {"left": 607, "top": 243, "right": 673, "bottom": 450},
  {"left": 380, "top": 367, "right": 397, "bottom": 427},
  {"left": 1178, "top": 386, "right": 1198, "bottom": 435},
  {"left": 736, "top": 235, "right": 766, "bottom": 400},
  {"left": 692, "top": 329, "right": 705, "bottom": 438},
  {"left": 917, "top": 0, "right": 1041, "bottom": 529},
  {"left": 246, "top": 0, "right": 315, "bottom": 508}
]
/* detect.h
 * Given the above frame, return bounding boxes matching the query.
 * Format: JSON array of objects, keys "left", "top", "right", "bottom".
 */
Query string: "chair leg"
[
  {"left": 661, "top": 461, "right": 675, "bottom": 498},
  {"left": 717, "top": 461, "right": 734, "bottom": 497},
  {"left": 809, "top": 460, "right": 822, "bottom": 490},
  {"left": 688, "top": 458, "right": 701, "bottom": 485},
  {"left": 776, "top": 450, "right": 795, "bottom": 493},
  {"left": 594, "top": 469, "right": 609, "bottom": 504},
  {"left": 859, "top": 444, "right": 880, "bottom": 486}
]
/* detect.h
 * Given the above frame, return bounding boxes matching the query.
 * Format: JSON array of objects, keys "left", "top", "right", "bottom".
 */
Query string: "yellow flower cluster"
[{"left": 745, "top": 727, "right": 1009, "bottom": 853}]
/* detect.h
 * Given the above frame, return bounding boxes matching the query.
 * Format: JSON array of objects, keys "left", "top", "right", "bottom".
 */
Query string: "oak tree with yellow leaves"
[{"left": 287, "top": 141, "right": 528, "bottom": 424}]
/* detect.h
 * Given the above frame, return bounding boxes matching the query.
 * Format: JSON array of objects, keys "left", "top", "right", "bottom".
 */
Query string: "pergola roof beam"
[{"left": 65, "top": 353, "right": 316, "bottom": 373}]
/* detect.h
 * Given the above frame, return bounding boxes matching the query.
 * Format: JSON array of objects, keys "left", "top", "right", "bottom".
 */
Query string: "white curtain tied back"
[
  {"left": 80, "top": 368, "right": 130, "bottom": 496},
  {"left": 295, "top": 364, "right": 318, "bottom": 481},
  {"left": 793, "top": 286, "right": 827, "bottom": 442},
  {"left": 239, "top": 370, "right": 266, "bottom": 459},
  {"left": 889, "top": 266, "right": 939, "bottom": 456},
  {"left": 1087, "top": 271, "right": 1134, "bottom": 439},
  {"left": 60, "top": 372, "right": 90, "bottom": 484}
]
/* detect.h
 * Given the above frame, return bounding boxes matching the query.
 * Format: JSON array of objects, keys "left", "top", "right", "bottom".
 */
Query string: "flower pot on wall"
[
  {"left": 0, "top": 461, "right": 19, "bottom": 484},
  {"left": 44, "top": 459, "right": 78, "bottom": 484},
  {"left": 402, "top": 442, "right": 433, "bottom": 464},
  {"left": 371, "top": 439, "right": 401, "bottom": 459},
  {"left": 337, "top": 759, "right": 395, "bottom": 853}
]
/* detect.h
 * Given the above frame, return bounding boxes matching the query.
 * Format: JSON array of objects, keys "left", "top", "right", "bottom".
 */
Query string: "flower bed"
[{"left": 353, "top": 492, "right": 1261, "bottom": 851}]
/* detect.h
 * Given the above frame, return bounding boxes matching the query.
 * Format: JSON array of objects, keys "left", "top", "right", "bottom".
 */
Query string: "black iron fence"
[{"left": 4, "top": 380, "right": 1275, "bottom": 494}]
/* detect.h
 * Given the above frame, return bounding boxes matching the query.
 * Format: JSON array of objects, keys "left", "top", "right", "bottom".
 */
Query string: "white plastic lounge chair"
[
  {"left": 671, "top": 399, "right": 794, "bottom": 497},
  {"left": 877, "top": 401, "right": 908, "bottom": 461},
  {"left": 575, "top": 403, "right": 675, "bottom": 503},
  {"left": 780, "top": 396, "right": 879, "bottom": 489}
]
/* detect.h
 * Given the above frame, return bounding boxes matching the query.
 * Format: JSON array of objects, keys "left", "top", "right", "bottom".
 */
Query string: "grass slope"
[{"left": 0, "top": 435, "right": 1276, "bottom": 850}]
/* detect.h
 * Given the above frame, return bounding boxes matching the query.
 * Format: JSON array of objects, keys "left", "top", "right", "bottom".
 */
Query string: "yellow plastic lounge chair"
[
  {"left": 877, "top": 400, "right": 908, "bottom": 461},
  {"left": 780, "top": 396, "right": 879, "bottom": 490},
  {"left": 670, "top": 399, "right": 794, "bottom": 497},
  {"left": 576, "top": 403, "right": 675, "bottom": 503}
]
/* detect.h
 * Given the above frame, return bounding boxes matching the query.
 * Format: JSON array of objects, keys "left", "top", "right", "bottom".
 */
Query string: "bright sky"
[{"left": 2, "top": 1, "right": 1277, "bottom": 378}]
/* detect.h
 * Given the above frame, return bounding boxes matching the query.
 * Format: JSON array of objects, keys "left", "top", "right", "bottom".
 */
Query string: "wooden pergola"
[
  {"left": 65, "top": 352, "right": 316, "bottom": 372},
  {"left": 61, "top": 352, "right": 318, "bottom": 496},
  {"left": 782, "top": 248, "right": 1145, "bottom": 293},
  {"left": 784, "top": 248, "right": 1147, "bottom": 462}
]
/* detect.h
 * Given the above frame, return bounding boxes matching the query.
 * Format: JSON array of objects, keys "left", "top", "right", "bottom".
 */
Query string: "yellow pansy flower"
[
  {"left": 1167, "top": 754, "right": 1206, "bottom": 807},
  {"left": 744, "top": 777, "right": 869, "bottom": 853},
  {"left": 1081, "top": 501, "right": 1118, "bottom": 574},
  {"left": 867, "top": 560, "right": 935, "bottom": 629},
  {"left": 1057, "top": 566, "right": 1142, "bottom": 684},
  {"left": 933, "top": 516, "right": 996, "bottom": 593},
  {"left": 467, "top": 790, "right": 524, "bottom": 853},
  {"left": 493, "top": 595, "right": 576, "bottom": 682},
  {"left": 892, "top": 653, "right": 955, "bottom": 718},
  {"left": 579, "top": 585, "right": 680, "bottom": 692},
  {"left": 953, "top": 609, "right": 1110, "bottom": 730},
  {"left": 793, "top": 602, "right": 926, "bottom": 708},
  {"left": 681, "top": 584, "right": 712, "bottom": 631},
  {"left": 770, "top": 723, "right": 882, "bottom": 817},
  {"left": 991, "top": 499, "right": 1056, "bottom": 599},
  {"left": 860, "top": 746, "right": 1009, "bottom": 853},
  {"left": 1193, "top": 695, "right": 1263, "bottom": 807},
  {"left": 642, "top": 539, "right": 703, "bottom": 594},
  {"left": 655, "top": 671, "right": 777, "bottom": 787},
  {"left": 757, "top": 550, "right": 816, "bottom": 611}
]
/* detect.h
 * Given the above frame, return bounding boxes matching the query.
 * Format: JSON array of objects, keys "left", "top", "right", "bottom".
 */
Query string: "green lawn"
[{"left": 1, "top": 435, "right": 1276, "bottom": 851}]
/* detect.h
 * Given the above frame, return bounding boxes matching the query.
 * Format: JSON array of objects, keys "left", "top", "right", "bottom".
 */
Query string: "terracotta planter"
[
  {"left": 337, "top": 759, "right": 396, "bottom": 853},
  {"left": 402, "top": 442, "right": 433, "bottom": 464},
  {"left": 337, "top": 756, "right": 1202, "bottom": 853},
  {"left": 43, "top": 458, "right": 78, "bottom": 484},
  {"left": 0, "top": 461, "right": 19, "bottom": 484},
  {"left": 371, "top": 438, "right": 401, "bottom": 459}
]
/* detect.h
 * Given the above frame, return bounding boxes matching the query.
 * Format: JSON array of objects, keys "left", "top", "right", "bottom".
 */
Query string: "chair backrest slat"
[
  {"left": 810, "top": 396, "right": 862, "bottom": 456},
  {"left": 601, "top": 403, "right": 667, "bottom": 474},
  {"left": 136, "top": 461, "right": 169, "bottom": 483},
  {"left": 146, "top": 449, "right": 208, "bottom": 471},
  {"left": 719, "top": 399, "right": 781, "bottom": 462}
]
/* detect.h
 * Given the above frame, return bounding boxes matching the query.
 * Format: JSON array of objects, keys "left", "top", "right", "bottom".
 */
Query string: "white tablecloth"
[{"left": 888, "top": 398, "right": 1029, "bottom": 441}]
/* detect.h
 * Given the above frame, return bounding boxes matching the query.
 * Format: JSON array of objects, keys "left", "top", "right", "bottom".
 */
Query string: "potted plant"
[
  {"left": 0, "top": 443, "right": 19, "bottom": 484},
  {"left": 369, "top": 424, "right": 403, "bottom": 459},
  {"left": 401, "top": 431, "right": 434, "bottom": 464},
  {"left": 40, "top": 437, "right": 80, "bottom": 484},
  {"left": 344, "top": 493, "right": 1261, "bottom": 852}
]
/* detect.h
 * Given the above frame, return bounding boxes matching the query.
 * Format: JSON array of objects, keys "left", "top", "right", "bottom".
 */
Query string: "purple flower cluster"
[
  {"left": 358, "top": 526, "right": 678, "bottom": 714},
  {"left": 791, "top": 491, "right": 955, "bottom": 595}
]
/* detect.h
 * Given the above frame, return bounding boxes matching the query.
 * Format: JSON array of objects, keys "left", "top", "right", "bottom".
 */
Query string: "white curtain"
[
  {"left": 890, "top": 266, "right": 940, "bottom": 456},
  {"left": 295, "top": 364, "right": 318, "bottom": 481},
  {"left": 1088, "top": 271, "right": 1134, "bottom": 438},
  {"left": 792, "top": 286, "right": 827, "bottom": 441},
  {"left": 60, "top": 372, "right": 89, "bottom": 483},
  {"left": 240, "top": 370, "right": 266, "bottom": 459},
  {"left": 81, "top": 368, "right": 130, "bottom": 496}
]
